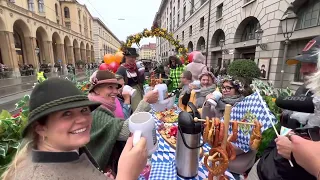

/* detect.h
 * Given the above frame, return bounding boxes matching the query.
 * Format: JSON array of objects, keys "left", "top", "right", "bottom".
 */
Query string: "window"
[
  {"left": 57, "top": 19, "right": 59, "bottom": 24},
  {"left": 217, "top": 3, "right": 223, "bottom": 19},
  {"left": 178, "top": 0, "right": 180, "bottom": 9},
  {"left": 200, "top": 16, "right": 204, "bottom": 29},
  {"left": 78, "top": 10, "right": 81, "bottom": 20},
  {"left": 177, "top": 13, "right": 180, "bottom": 27},
  {"left": 170, "top": 0, "right": 172, "bottom": 9},
  {"left": 296, "top": 1, "right": 320, "bottom": 30},
  {"left": 189, "top": 25, "right": 192, "bottom": 36},
  {"left": 176, "top": 35, "right": 179, "bottom": 40},
  {"left": 190, "top": 0, "right": 194, "bottom": 15},
  {"left": 65, "top": 22, "right": 71, "bottom": 29},
  {"left": 173, "top": 7, "right": 175, "bottom": 16},
  {"left": 38, "top": 0, "right": 44, "bottom": 13},
  {"left": 55, "top": 3, "right": 58, "bottom": 16},
  {"left": 79, "top": 25, "right": 82, "bottom": 33},
  {"left": 294, "top": 62, "right": 304, "bottom": 82},
  {"left": 182, "top": 31, "right": 184, "bottom": 40},
  {"left": 201, "top": 0, "right": 207, "bottom": 6},
  {"left": 241, "top": 20, "right": 259, "bottom": 42},
  {"left": 27, "top": 0, "right": 34, "bottom": 11},
  {"left": 64, "top": 7, "right": 70, "bottom": 18},
  {"left": 173, "top": 18, "right": 175, "bottom": 31},
  {"left": 99, "top": 28, "right": 101, "bottom": 35},
  {"left": 183, "top": 6, "right": 186, "bottom": 22}
]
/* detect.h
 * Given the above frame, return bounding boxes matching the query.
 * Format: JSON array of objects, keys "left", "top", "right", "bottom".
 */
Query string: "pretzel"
[
  {"left": 204, "top": 147, "right": 229, "bottom": 177},
  {"left": 213, "top": 122, "right": 220, "bottom": 147},
  {"left": 250, "top": 120, "right": 262, "bottom": 150},
  {"left": 203, "top": 117, "right": 210, "bottom": 143},
  {"left": 218, "top": 123, "right": 225, "bottom": 143},
  {"left": 229, "top": 121, "right": 238, "bottom": 142},
  {"left": 226, "top": 141, "right": 236, "bottom": 161},
  {"left": 208, "top": 118, "right": 216, "bottom": 146}
]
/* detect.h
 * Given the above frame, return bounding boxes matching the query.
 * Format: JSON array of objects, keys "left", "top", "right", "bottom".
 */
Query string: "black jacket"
[{"left": 257, "top": 137, "right": 315, "bottom": 180}]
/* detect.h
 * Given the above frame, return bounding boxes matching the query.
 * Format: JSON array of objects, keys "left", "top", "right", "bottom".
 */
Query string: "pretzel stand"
[{"left": 194, "top": 105, "right": 262, "bottom": 180}]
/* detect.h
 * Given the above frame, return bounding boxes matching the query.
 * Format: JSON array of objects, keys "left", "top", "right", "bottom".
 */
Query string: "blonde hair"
[{"left": 1, "top": 129, "right": 37, "bottom": 180}]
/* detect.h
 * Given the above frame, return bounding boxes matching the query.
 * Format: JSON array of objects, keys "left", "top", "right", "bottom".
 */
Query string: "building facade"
[
  {"left": 93, "top": 18, "right": 121, "bottom": 63},
  {"left": 154, "top": 0, "right": 320, "bottom": 90},
  {"left": 139, "top": 43, "right": 156, "bottom": 60},
  {"left": 0, "top": 0, "right": 95, "bottom": 76}
]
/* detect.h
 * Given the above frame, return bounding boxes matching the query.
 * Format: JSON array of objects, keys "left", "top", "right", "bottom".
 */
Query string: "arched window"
[
  {"left": 55, "top": 3, "right": 58, "bottom": 16},
  {"left": 64, "top": 7, "right": 70, "bottom": 18},
  {"left": 38, "top": 0, "right": 44, "bottom": 13},
  {"left": 241, "top": 19, "right": 259, "bottom": 42},
  {"left": 296, "top": 0, "right": 320, "bottom": 30}
]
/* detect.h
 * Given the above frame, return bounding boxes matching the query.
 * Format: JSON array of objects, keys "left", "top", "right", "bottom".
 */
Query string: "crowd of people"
[{"left": 1, "top": 47, "right": 320, "bottom": 180}]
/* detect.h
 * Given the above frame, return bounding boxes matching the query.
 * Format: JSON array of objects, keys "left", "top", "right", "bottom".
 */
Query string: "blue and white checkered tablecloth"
[{"left": 139, "top": 106, "right": 235, "bottom": 180}]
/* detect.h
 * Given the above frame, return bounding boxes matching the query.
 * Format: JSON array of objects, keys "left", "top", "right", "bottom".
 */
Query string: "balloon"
[
  {"left": 104, "top": 54, "right": 116, "bottom": 64},
  {"left": 177, "top": 54, "right": 185, "bottom": 64},
  {"left": 99, "top": 63, "right": 110, "bottom": 70},
  {"left": 114, "top": 51, "right": 124, "bottom": 64},
  {"left": 108, "top": 61, "right": 120, "bottom": 73},
  {"left": 188, "top": 53, "right": 194, "bottom": 63},
  {"left": 188, "top": 51, "right": 200, "bottom": 63}
]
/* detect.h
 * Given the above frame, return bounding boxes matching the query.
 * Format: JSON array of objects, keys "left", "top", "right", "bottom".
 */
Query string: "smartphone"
[{"left": 294, "top": 126, "right": 320, "bottom": 141}]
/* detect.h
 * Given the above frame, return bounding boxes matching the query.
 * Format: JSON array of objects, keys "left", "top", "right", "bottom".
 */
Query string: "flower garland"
[
  {"left": 120, "top": 23, "right": 189, "bottom": 63},
  {"left": 219, "top": 75, "right": 245, "bottom": 92}
]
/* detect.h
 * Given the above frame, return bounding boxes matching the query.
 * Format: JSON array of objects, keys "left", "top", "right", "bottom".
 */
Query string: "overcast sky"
[{"left": 77, "top": 0, "right": 161, "bottom": 46}]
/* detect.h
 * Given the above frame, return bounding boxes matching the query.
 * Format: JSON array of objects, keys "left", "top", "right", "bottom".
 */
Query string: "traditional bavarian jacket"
[{"left": 14, "top": 147, "right": 110, "bottom": 180}]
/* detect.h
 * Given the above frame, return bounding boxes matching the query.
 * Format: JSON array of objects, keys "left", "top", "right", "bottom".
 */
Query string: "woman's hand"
[
  {"left": 122, "top": 91, "right": 131, "bottom": 104},
  {"left": 117, "top": 137, "right": 148, "bottom": 180},
  {"left": 291, "top": 135, "right": 320, "bottom": 177},
  {"left": 143, "top": 90, "right": 159, "bottom": 104},
  {"left": 189, "top": 84, "right": 195, "bottom": 90},
  {"left": 206, "top": 93, "right": 213, "bottom": 100},
  {"left": 275, "top": 136, "right": 292, "bottom": 160}
]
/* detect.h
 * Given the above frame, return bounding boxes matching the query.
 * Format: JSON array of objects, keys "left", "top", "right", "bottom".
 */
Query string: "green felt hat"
[{"left": 23, "top": 78, "right": 100, "bottom": 137}]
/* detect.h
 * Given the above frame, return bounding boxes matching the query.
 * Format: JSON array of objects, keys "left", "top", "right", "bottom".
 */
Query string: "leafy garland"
[{"left": 120, "top": 23, "right": 189, "bottom": 63}]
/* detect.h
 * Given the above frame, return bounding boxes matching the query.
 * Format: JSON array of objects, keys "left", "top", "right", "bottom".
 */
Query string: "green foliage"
[
  {"left": 0, "top": 95, "right": 29, "bottom": 174},
  {"left": 227, "top": 60, "right": 260, "bottom": 81}
]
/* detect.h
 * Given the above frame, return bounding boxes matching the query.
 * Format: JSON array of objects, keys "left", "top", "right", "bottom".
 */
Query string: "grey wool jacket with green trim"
[{"left": 86, "top": 100, "right": 151, "bottom": 171}]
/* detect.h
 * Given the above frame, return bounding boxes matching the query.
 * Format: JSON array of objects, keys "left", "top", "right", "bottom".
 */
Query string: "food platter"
[
  {"left": 155, "top": 108, "right": 178, "bottom": 123},
  {"left": 157, "top": 123, "right": 177, "bottom": 149}
]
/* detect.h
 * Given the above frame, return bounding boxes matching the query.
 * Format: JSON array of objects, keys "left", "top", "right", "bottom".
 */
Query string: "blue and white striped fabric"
[
  {"left": 138, "top": 106, "right": 235, "bottom": 180},
  {"left": 223, "top": 91, "right": 278, "bottom": 152}
]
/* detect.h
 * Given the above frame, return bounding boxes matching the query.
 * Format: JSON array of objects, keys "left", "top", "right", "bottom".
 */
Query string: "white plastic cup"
[
  {"left": 129, "top": 112, "right": 158, "bottom": 156},
  {"left": 123, "top": 85, "right": 137, "bottom": 97},
  {"left": 154, "top": 84, "right": 168, "bottom": 102}
]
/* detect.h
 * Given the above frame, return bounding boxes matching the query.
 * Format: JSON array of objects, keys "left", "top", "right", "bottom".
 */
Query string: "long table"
[{"left": 139, "top": 107, "right": 235, "bottom": 180}]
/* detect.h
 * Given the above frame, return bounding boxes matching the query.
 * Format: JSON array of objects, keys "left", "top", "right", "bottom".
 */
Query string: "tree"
[{"left": 227, "top": 59, "right": 260, "bottom": 83}]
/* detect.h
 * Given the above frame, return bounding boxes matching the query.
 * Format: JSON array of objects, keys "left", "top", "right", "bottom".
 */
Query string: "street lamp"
[
  {"left": 255, "top": 28, "right": 267, "bottom": 50},
  {"left": 279, "top": 4, "right": 298, "bottom": 88}
]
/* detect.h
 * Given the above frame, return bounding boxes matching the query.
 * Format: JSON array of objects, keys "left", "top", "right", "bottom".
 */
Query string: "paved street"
[{"left": 0, "top": 72, "right": 87, "bottom": 114}]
